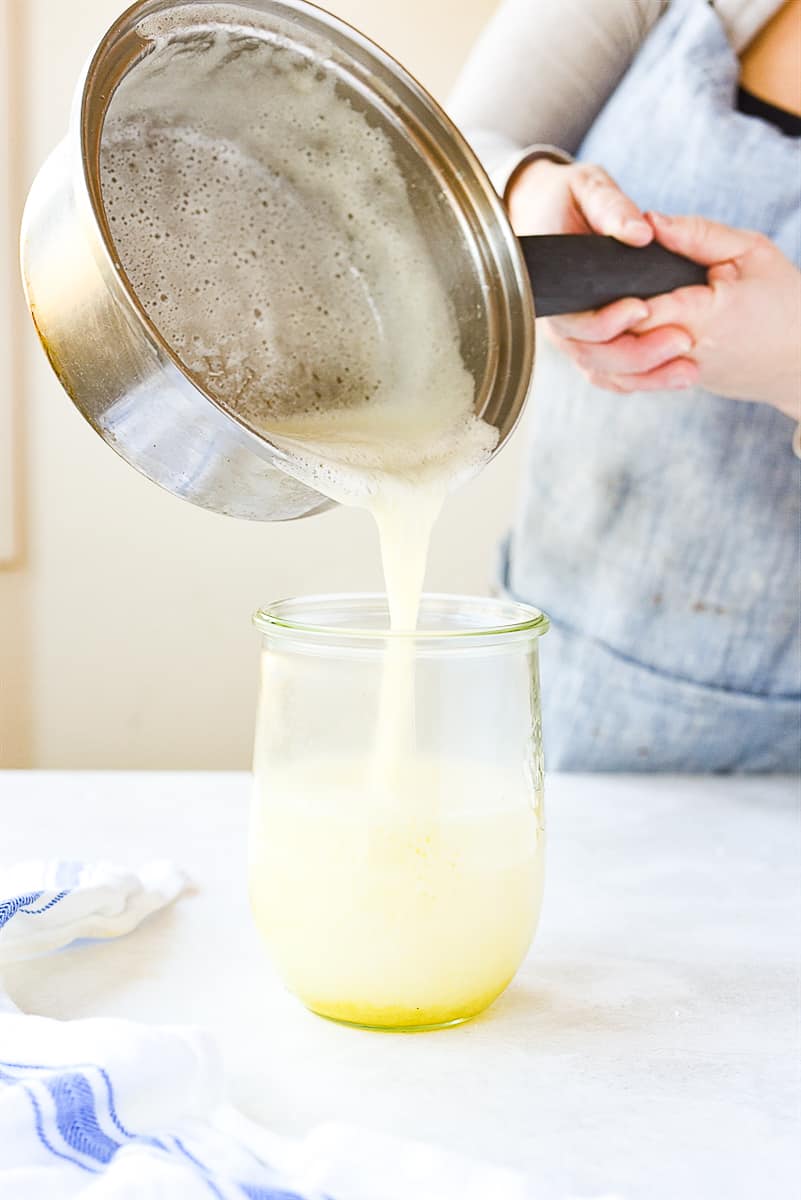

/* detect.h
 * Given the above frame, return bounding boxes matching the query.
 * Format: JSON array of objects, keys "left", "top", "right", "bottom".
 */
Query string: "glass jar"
[{"left": 250, "top": 594, "right": 549, "bottom": 1031}]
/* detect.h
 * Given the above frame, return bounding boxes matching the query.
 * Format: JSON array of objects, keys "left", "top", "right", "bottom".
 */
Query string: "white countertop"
[{"left": 1, "top": 771, "right": 799, "bottom": 1199}]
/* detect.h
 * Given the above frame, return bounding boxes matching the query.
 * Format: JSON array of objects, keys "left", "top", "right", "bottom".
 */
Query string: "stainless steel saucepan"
[{"left": 21, "top": 0, "right": 705, "bottom": 521}]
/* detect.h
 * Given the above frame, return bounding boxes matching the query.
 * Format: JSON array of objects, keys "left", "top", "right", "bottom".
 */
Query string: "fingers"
[
  {"left": 707, "top": 260, "right": 741, "bottom": 285},
  {"left": 550, "top": 325, "right": 694, "bottom": 376},
  {"left": 647, "top": 211, "right": 752, "bottom": 265},
  {"left": 630, "top": 285, "right": 713, "bottom": 334},
  {"left": 570, "top": 165, "right": 653, "bottom": 246},
  {"left": 546, "top": 297, "right": 650, "bottom": 342},
  {"left": 589, "top": 358, "right": 700, "bottom": 394}
]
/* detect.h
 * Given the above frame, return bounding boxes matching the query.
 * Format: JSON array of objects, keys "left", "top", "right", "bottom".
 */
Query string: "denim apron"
[{"left": 504, "top": 0, "right": 801, "bottom": 771}]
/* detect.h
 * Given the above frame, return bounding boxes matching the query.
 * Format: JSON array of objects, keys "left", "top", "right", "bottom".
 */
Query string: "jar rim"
[{"left": 253, "top": 592, "right": 550, "bottom": 645}]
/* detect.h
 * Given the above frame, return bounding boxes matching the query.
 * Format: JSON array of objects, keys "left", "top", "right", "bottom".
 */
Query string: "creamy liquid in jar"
[
  {"left": 100, "top": 10, "right": 541, "bottom": 1024},
  {"left": 249, "top": 758, "right": 544, "bottom": 1028}
]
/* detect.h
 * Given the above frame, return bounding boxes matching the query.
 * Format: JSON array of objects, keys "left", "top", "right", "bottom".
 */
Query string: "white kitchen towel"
[
  {"left": 0, "top": 859, "right": 188, "bottom": 966},
  {"left": 0, "top": 860, "right": 529, "bottom": 1200}
]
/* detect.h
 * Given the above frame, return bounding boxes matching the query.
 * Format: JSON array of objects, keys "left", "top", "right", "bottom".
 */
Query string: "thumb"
[
  {"left": 647, "top": 211, "right": 750, "bottom": 265},
  {"left": 571, "top": 166, "right": 653, "bottom": 246}
]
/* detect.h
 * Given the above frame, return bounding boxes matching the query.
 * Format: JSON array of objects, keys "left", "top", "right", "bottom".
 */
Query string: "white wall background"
[{"left": 0, "top": 0, "right": 533, "bottom": 770}]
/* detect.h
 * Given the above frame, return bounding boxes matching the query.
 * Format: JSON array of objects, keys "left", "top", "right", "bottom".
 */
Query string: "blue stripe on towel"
[
  {"left": 0, "top": 1060, "right": 323, "bottom": 1199},
  {"left": 0, "top": 890, "right": 72, "bottom": 927},
  {"left": 20, "top": 891, "right": 71, "bottom": 916},
  {"left": 0, "top": 1068, "right": 100, "bottom": 1175},
  {"left": 171, "top": 1135, "right": 227, "bottom": 1198},
  {"left": 0, "top": 1058, "right": 145, "bottom": 1140},
  {"left": 44, "top": 1071, "right": 122, "bottom": 1164},
  {"left": 239, "top": 1188, "right": 316, "bottom": 1199},
  {"left": 0, "top": 1061, "right": 168, "bottom": 1165},
  {"left": 0, "top": 892, "right": 44, "bottom": 929}
]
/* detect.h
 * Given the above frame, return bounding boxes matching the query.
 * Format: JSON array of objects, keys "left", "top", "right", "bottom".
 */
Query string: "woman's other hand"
[
  {"left": 628, "top": 214, "right": 801, "bottom": 418},
  {"left": 540, "top": 209, "right": 801, "bottom": 420},
  {"left": 507, "top": 160, "right": 699, "bottom": 389}
]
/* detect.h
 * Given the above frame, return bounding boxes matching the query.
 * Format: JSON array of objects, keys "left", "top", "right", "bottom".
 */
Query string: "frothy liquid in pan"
[
  {"left": 100, "top": 15, "right": 496, "bottom": 538},
  {"left": 101, "top": 12, "right": 539, "bottom": 1025}
]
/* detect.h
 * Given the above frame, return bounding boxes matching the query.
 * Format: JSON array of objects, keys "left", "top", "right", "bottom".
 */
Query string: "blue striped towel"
[
  {"left": 0, "top": 859, "right": 186, "bottom": 966},
  {"left": 0, "top": 860, "right": 529, "bottom": 1200}
]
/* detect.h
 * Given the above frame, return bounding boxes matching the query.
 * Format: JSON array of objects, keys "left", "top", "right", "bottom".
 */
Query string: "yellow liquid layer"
[{"left": 249, "top": 758, "right": 545, "bottom": 1029}]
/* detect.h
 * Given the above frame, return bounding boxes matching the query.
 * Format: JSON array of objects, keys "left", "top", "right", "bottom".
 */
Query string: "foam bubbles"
[{"left": 100, "top": 12, "right": 497, "bottom": 505}]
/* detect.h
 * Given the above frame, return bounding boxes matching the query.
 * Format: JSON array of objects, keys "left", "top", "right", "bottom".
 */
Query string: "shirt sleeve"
[{"left": 448, "top": 0, "right": 669, "bottom": 189}]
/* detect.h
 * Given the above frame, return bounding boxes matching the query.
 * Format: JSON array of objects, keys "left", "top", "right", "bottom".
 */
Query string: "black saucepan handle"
[{"left": 519, "top": 234, "right": 708, "bottom": 317}]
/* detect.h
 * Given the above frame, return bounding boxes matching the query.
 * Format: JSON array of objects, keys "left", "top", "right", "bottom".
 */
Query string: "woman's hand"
[
  {"left": 507, "top": 160, "right": 704, "bottom": 391},
  {"left": 626, "top": 214, "right": 801, "bottom": 419},
  {"left": 507, "top": 157, "right": 654, "bottom": 246},
  {"left": 547, "top": 213, "right": 801, "bottom": 417},
  {"left": 508, "top": 160, "right": 801, "bottom": 418}
]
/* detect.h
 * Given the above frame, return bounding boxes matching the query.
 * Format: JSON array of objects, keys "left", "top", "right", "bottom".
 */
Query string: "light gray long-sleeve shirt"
[{"left": 449, "top": 0, "right": 782, "bottom": 189}]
